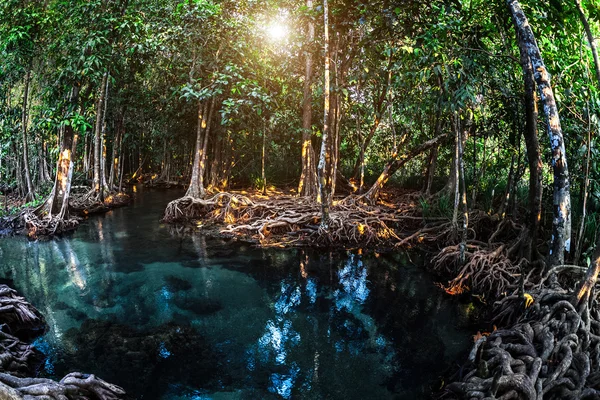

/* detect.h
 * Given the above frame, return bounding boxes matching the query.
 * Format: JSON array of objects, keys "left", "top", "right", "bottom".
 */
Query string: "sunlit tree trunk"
[
  {"left": 509, "top": 0, "right": 571, "bottom": 267},
  {"left": 21, "top": 68, "right": 35, "bottom": 202},
  {"left": 317, "top": 0, "right": 331, "bottom": 226},
  {"left": 261, "top": 117, "right": 267, "bottom": 195},
  {"left": 198, "top": 96, "right": 216, "bottom": 196},
  {"left": 100, "top": 75, "right": 110, "bottom": 193},
  {"left": 363, "top": 133, "right": 448, "bottom": 203},
  {"left": 298, "top": 0, "right": 318, "bottom": 197},
  {"left": 41, "top": 85, "right": 80, "bottom": 217},
  {"left": 93, "top": 72, "right": 108, "bottom": 200},
  {"left": 186, "top": 100, "right": 207, "bottom": 198}
]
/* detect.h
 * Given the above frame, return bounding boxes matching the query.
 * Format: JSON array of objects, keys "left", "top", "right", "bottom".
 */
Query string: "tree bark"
[
  {"left": 317, "top": 0, "right": 331, "bottom": 227},
  {"left": 351, "top": 87, "right": 388, "bottom": 181},
  {"left": 186, "top": 100, "right": 208, "bottom": 198},
  {"left": 198, "top": 96, "right": 216, "bottom": 196},
  {"left": 42, "top": 85, "right": 80, "bottom": 217},
  {"left": 509, "top": 0, "right": 571, "bottom": 267},
  {"left": 298, "top": 0, "right": 318, "bottom": 197},
  {"left": 516, "top": 32, "right": 543, "bottom": 260},
  {"left": 363, "top": 133, "right": 448, "bottom": 203},
  {"left": 93, "top": 72, "right": 108, "bottom": 200},
  {"left": 21, "top": 68, "right": 35, "bottom": 202},
  {"left": 100, "top": 75, "right": 110, "bottom": 194},
  {"left": 574, "top": 0, "right": 600, "bottom": 86},
  {"left": 575, "top": 106, "right": 592, "bottom": 264},
  {"left": 452, "top": 115, "right": 461, "bottom": 229},
  {"left": 261, "top": 116, "right": 267, "bottom": 195}
]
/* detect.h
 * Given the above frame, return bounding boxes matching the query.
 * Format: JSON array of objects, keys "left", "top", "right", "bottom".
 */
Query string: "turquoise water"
[{"left": 0, "top": 186, "right": 471, "bottom": 399}]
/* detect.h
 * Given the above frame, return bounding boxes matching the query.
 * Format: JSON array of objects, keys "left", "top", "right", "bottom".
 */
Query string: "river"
[{"left": 0, "top": 186, "right": 471, "bottom": 399}]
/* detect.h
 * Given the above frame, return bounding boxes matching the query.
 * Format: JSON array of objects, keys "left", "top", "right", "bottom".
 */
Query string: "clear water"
[{"left": 0, "top": 186, "right": 471, "bottom": 399}]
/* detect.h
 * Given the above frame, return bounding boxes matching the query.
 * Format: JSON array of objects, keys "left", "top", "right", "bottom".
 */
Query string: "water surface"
[{"left": 0, "top": 186, "right": 471, "bottom": 399}]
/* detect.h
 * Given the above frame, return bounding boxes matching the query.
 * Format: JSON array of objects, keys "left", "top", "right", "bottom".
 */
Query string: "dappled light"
[{"left": 1, "top": 0, "right": 600, "bottom": 398}]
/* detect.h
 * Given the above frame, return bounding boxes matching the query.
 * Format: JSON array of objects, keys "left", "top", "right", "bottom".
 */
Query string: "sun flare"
[{"left": 267, "top": 22, "right": 288, "bottom": 40}]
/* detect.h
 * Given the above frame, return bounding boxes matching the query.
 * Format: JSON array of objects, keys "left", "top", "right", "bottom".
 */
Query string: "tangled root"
[
  {"left": 0, "top": 285, "right": 126, "bottom": 400},
  {"left": 0, "top": 372, "right": 125, "bottom": 400},
  {"left": 434, "top": 244, "right": 520, "bottom": 298},
  {"left": 163, "top": 192, "right": 422, "bottom": 247},
  {"left": 444, "top": 280, "right": 600, "bottom": 400},
  {"left": 22, "top": 211, "right": 79, "bottom": 238}
]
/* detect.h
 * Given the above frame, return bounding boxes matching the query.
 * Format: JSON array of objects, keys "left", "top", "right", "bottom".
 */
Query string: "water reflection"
[{"left": 0, "top": 187, "right": 471, "bottom": 400}]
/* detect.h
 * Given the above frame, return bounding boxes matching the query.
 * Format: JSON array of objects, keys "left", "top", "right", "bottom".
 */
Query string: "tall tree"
[
  {"left": 508, "top": 0, "right": 572, "bottom": 267},
  {"left": 317, "top": 0, "right": 331, "bottom": 227},
  {"left": 298, "top": 0, "right": 318, "bottom": 197}
]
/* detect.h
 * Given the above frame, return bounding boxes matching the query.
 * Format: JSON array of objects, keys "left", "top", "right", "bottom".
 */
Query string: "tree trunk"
[
  {"left": 423, "top": 109, "right": 442, "bottom": 196},
  {"left": 458, "top": 118, "right": 469, "bottom": 265},
  {"left": 575, "top": 106, "right": 592, "bottom": 264},
  {"left": 516, "top": 32, "right": 543, "bottom": 260},
  {"left": 575, "top": 0, "right": 600, "bottom": 86},
  {"left": 42, "top": 85, "right": 80, "bottom": 217},
  {"left": 423, "top": 145, "right": 438, "bottom": 196},
  {"left": 363, "top": 133, "right": 448, "bottom": 203},
  {"left": 261, "top": 118, "right": 267, "bottom": 195},
  {"left": 317, "top": 0, "right": 331, "bottom": 227},
  {"left": 109, "top": 114, "right": 122, "bottom": 189},
  {"left": 93, "top": 72, "right": 108, "bottom": 200},
  {"left": 198, "top": 97, "right": 216, "bottom": 196},
  {"left": 452, "top": 115, "right": 461, "bottom": 229},
  {"left": 298, "top": 0, "right": 318, "bottom": 197},
  {"left": 351, "top": 88, "right": 387, "bottom": 181},
  {"left": 499, "top": 152, "right": 516, "bottom": 219},
  {"left": 21, "top": 68, "right": 35, "bottom": 202},
  {"left": 100, "top": 75, "right": 110, "bottom": 194},
  {"left": 186, "top": 100, "right": 207, "bottom": 198},
  {"left": 509, "top": 0, "right": 571, "bottom": 267}
]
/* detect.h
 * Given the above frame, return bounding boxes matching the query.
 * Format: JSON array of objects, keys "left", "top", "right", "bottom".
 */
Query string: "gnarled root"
[
  {"left": 163, "top": 192, "right": 417, "bottom": 247},
  {"left": 444, "top": 277, "right": 600, "bottom": 400},
  {"left": 0, "top": 285, "right": 126, "bottom": 400},
  {"left": 22, "top": 211, "right": 79, "bottom": 238},
  {"left": 433, "top": 244, "right": 519, "bottom": 297},
  {"left": 0, "top": 372, "right": 125, "bottom": 400}
]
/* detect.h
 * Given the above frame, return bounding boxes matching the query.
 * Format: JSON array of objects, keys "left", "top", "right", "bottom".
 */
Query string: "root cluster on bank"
[
  {"left": 163, "top": 191, "right": 429, "bottom": 247},
  {"left": 444, "top": 267, "right": 600, "bottom": 400},
  {"left": 19, "top": 190, "right": 131, "bottom": 239},
  {"left": 0, "top": 285, "right": 125, "bottom": 400}
]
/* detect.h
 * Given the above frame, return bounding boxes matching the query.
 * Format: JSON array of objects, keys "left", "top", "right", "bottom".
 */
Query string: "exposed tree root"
[
  {"left": 18, "top": 190, "right": 130, "bottom": 239},
  {"left": 70, "top": 191, "right": 131, "bottom": 215},
  {"left": 433, "top": 244, "right": 521, "bottom": 298},
  {"left": 22, "top": 211, "right": 80, "bottom": 238},
  {"left": 0, "top": 285, "right": 125, "bottom": 400},
  {"left": 163, "top": 191, "right": 426, "bottom": 247},
  {"left": 443, "top": 271, "right": 600, "bottom": 400}
]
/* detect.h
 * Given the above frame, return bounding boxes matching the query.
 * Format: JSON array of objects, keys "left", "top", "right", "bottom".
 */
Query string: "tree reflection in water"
[{"left": 249, "top": 251, "right": 396, "bottom": 399}]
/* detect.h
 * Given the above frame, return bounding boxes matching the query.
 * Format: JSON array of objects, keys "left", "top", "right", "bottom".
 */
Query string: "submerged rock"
[
  {"left": 164, "top": 275, "right": 193, "bottom": 292},
  {"left": 55, "top": 320, "right": 223, "bottom": 398}
]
